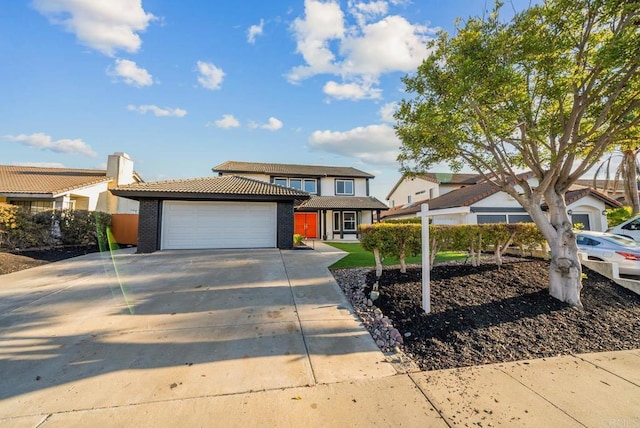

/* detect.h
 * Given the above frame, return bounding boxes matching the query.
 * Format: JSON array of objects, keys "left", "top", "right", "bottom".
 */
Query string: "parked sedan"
[{"left": 576, "top": 231, "right": 640, "bottom": 276}]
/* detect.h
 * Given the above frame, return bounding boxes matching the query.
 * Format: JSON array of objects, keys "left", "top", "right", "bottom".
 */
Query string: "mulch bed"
[
  {"left": 360, "top": 259, "right": 640, "bottom": 371},
  {"left": 0, "top": 245, "right": 100, "bottom": 275}
]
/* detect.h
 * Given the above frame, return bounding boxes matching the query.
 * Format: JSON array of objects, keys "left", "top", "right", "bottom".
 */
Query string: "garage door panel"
[{"left": 162, "top": 201, "right": 276, "bottom": 249}]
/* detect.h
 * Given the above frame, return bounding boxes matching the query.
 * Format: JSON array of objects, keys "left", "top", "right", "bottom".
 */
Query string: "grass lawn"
[{"left": 324, "top": 242, "right": 467, "bottom": 269}]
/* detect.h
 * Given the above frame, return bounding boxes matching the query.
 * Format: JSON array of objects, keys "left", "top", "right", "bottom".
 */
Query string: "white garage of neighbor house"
[{"left": 111, "top": 176, "right": 310, "bottom": 252}]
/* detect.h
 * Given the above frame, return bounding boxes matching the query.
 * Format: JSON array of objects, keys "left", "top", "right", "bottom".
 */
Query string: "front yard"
[{"left": 324, "top": 241, "right": 466, "bottom": 269}]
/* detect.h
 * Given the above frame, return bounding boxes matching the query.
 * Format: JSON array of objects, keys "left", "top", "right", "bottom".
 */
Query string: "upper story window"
[
  {"left": 407, "top": 195, "right": 412, "bottom": 203},
  {"left": 273, "top": 178, "right": 288, "bottom": 187},
  {"left": 273, "top": 177, "right": 317, "bottom": 194},
  {"left": 289, "top": 178, "right": 302, "bottom": 190},
  {"left": 335, "top": 179, "right": 354, "bottom": 196},
  {"left": 303, "top": 179, "right": 317, "bottom": 194}
]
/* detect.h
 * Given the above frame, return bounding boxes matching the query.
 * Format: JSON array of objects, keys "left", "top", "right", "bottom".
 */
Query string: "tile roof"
[
  {"left": 297, "top": 196, "right": 388, "bottom": 210},
  {"left": 111, "top": 175, "right": 310, "bottom": 200},
  {"left": 0, "top": 165, "right": 111, "bottom": 196},
  {"left": 382, "top": 183, "right": 623, "bottom": 219},
  {"left": 213, "top": 160, "right": 374, "bottom": 178}
]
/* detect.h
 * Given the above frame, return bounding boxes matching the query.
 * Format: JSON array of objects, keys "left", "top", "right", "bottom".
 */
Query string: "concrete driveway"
[{"left": 0, "top": 244, "right": 397, "bottom": 424}]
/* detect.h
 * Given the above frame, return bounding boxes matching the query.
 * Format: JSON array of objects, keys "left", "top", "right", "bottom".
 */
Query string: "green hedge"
[
  {"left": 0, "top": 204, "right": 112, "bottom": 250},
  {"left": 359, "top": 222, "right": 546, "bottom": 274}
]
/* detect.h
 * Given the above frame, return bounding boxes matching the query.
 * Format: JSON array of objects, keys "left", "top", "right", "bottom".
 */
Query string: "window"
[
  {"left": 10, "top": 200, "right": 53, "bottom": 214},
  {"left": 303, "top": 179, "right": 317, "bottom": 194},
  {"left": 335, "top": 179, "right": 354, "bottom": 195},
  {"left": 415, "top": 190, "right": 426, "bottom": 195},
  {"left": 429, "top": 188, "right": 435, "bottom": 199},
  {"left": 508, "top": 214, "right": 533, "bottom": 224},
  {"left": 576, "top": 235, "right": 601, "bottom": 247},
  {"left": 273, "top": 177, "right": 316, "bottom": 193},
  {"left": 622, "top": 217, "right": 640, "bottom": 231},
  {"left": 477, "top": 214, "right": 507, "bottom": 224},
  {"left": 343, "top": 212, "right": 356, "bottom": 231},
  {"left": 289, "top": 178, "right": 302, "bottom": 190},
  {"left": 407, "top": 195, "right": 412, "bottom": 203},
  {"left": 333, "top": 211, "right": 357, "bottom": 231}
]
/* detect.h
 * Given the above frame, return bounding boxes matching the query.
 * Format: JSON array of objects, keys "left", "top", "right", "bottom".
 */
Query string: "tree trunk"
[
  {"left": 373, "top": 248, "right": 383, "bottom": 278},
  {"left": 535, "top": 189, "right": 583, "bottom": 307},
  {"left": 399, "top": 249, "right": 407, "bottom": 273},
  {"left": 623, "top": 150, "right": 640, "bottom": 215}
]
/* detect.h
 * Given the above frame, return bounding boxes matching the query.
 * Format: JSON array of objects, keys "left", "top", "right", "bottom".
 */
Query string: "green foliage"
[
  {"left": 0, "top": 207, "right": 112, "bottom": 250},
  {"left": 395, "top": 0, "right": 640, "bottom": 245},
  {"left": 383, "top": 218, "right": 421, "bottom": 224},
  {"left": 606, "top": 206, "right": 634, "bottom": 227},
  {"left": 293, "top": 234, "right": 304, "bottom": 245},
  {"left": 357, "top": 222, "right": 546, "bottom": 272}
]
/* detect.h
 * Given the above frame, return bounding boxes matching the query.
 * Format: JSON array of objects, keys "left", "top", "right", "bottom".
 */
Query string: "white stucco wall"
[
  {"left": 387, "top": 177, "right": 438, "bottom": 207},
  {"left": 318, "top": 177, "right": 368, "bottom": 196}
]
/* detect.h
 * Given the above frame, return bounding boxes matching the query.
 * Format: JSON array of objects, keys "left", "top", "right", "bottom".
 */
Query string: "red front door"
[{"left": 294, "top": 213, "right": 318, "bottom": 239}]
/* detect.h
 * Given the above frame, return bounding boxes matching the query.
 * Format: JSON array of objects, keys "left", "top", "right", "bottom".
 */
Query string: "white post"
[
  {"left": 417, "top": 204, "right": 470, "bottom": 314},
  {"left": 421, "top": 204, "right": 430, "bottom": 313}
]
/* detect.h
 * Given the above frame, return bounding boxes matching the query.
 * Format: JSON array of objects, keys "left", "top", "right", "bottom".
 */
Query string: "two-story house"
[
  {"left": 212, "top": 161, "right": 388, "bottom": 241},
  {"left": 111, "top": 160, "right": 387, "bottom": 252}
]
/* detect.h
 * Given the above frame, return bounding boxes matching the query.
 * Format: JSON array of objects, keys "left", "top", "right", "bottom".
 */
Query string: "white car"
[
  {"left": 606, "top": 215, "right": 640, "bottom": 242},
  {"left": 576, "top": 231, "right": 640, "bottom": 276}
]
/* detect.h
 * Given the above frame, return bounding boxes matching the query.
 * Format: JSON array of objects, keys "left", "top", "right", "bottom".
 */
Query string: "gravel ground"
[
  {"left": 0, "top": 245, "right": 100, "bottom": 275},
  {"left": 332, "top": 258, "right": 640, "bottom": 371}
]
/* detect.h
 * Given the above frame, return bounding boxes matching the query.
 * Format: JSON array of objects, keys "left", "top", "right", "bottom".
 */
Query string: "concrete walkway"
[{"left": 1, "top": 243, "right": 639, "bottom": 427}]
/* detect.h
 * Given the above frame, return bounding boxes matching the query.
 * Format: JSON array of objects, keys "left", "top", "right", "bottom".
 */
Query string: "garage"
[
  {"left": 110, "top": 175, "right": 310, "bottom": 253},
  {"left": 161, "top": 201, "right": 276, "bottom": 249}
]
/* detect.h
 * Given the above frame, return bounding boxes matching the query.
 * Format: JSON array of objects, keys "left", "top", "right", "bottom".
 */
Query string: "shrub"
[
  {"left": 606, "top": 206, "right": 633, "bottom": 227},
  {"left": 0, "top": 206, "right": 111, "bottom": 250},
  {"left": 293, "top": 233, "right": 305, "bottom": 245}
]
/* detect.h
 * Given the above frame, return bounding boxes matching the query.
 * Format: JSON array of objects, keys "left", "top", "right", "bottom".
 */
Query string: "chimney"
[{"left": 106, "top": 152, "right": 135, "bottom": 186}]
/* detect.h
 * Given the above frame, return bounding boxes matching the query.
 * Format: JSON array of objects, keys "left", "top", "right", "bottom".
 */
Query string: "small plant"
[{"left": 293, "top": 234, "right": 305, "bottom": 245}]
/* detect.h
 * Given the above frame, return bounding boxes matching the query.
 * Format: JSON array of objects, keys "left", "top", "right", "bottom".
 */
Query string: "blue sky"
[{"left": 1, "top": 0, "right": 534, "bottom": 201}]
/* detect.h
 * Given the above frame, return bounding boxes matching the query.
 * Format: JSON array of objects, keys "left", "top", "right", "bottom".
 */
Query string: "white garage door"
[{"left": 161, "top": 201, "right": 277, "bottom": 249}]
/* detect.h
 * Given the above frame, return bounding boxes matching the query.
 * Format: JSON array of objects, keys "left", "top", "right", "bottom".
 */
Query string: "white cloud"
[
  {"left": 287, "top": 0, "right": 345, "bottom": 83},
  {"left": 348, "top": 1, "right": 388, "bottom": 26},
  {"left": 262, "top": 117, "right": 283, "bottom": 131},
  {"left": 308, "top": 124, "right": 400, "bottom": 166},
  {"left": 127, "top": 104, "right": 187, "bottom": 117},
  {"left": 323, "top": 80, "right": 382, "bottom": 100},
  {"left": 108, "top": 59, "right": 153, "bottom": 86},
  {"left": 340, "top": 15, "right": 431, "bottom": 76},
  {"left": 379, "top": 102, "right": 398, "bottom": 123},
  {"left": 247, "top": 19, "right": 265, "bottom": 44},
  {"left": 209, "top": 114, "right": 240, "bottom": 129},
  {"left": 3, "top": 133, "right": 97, "bottom": 158},
  {"left": 196, "top": 61, "right": 225, "bottom": 90},
  {"left": 32, "top": 0, "right": 155, "bottom": 56},
  {"left": 288, "top": 1, "right": 434, "bottom": 100}
]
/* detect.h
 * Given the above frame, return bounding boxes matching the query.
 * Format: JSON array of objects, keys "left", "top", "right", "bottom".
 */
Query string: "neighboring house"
[
  {"left": 213, "top": 161, "right": 388, "bottom": 240},
  {"left": 111, "top": 176, "right": 310, "bottom": 252},
  {"left": 0, "top": 152, "right": 141, "bottom": 214},
  {"left": 386, "top": 172, "right": 482, "bottom": 208},
  {"left": 382, "top": 177, "right": 622, "bottom": 232}
]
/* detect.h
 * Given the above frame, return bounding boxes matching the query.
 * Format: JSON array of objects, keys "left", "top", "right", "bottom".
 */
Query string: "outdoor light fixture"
[{"left": 567, "top": 209, "right": 573, "bottom": 215}]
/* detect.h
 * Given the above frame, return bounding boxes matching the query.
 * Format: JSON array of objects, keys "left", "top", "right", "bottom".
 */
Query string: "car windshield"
[{"left": 601, "top": 234, "right": 640, "bottom": 248}]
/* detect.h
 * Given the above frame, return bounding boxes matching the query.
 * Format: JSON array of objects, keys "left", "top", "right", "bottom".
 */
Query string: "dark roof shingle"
[{"left": 213, "top": 161, "right": 374, "bottom": 178}]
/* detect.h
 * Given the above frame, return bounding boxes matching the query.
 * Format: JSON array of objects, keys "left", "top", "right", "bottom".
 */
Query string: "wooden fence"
[{"left": 110, "top": 214, "right": 138, "bottom": 245}]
